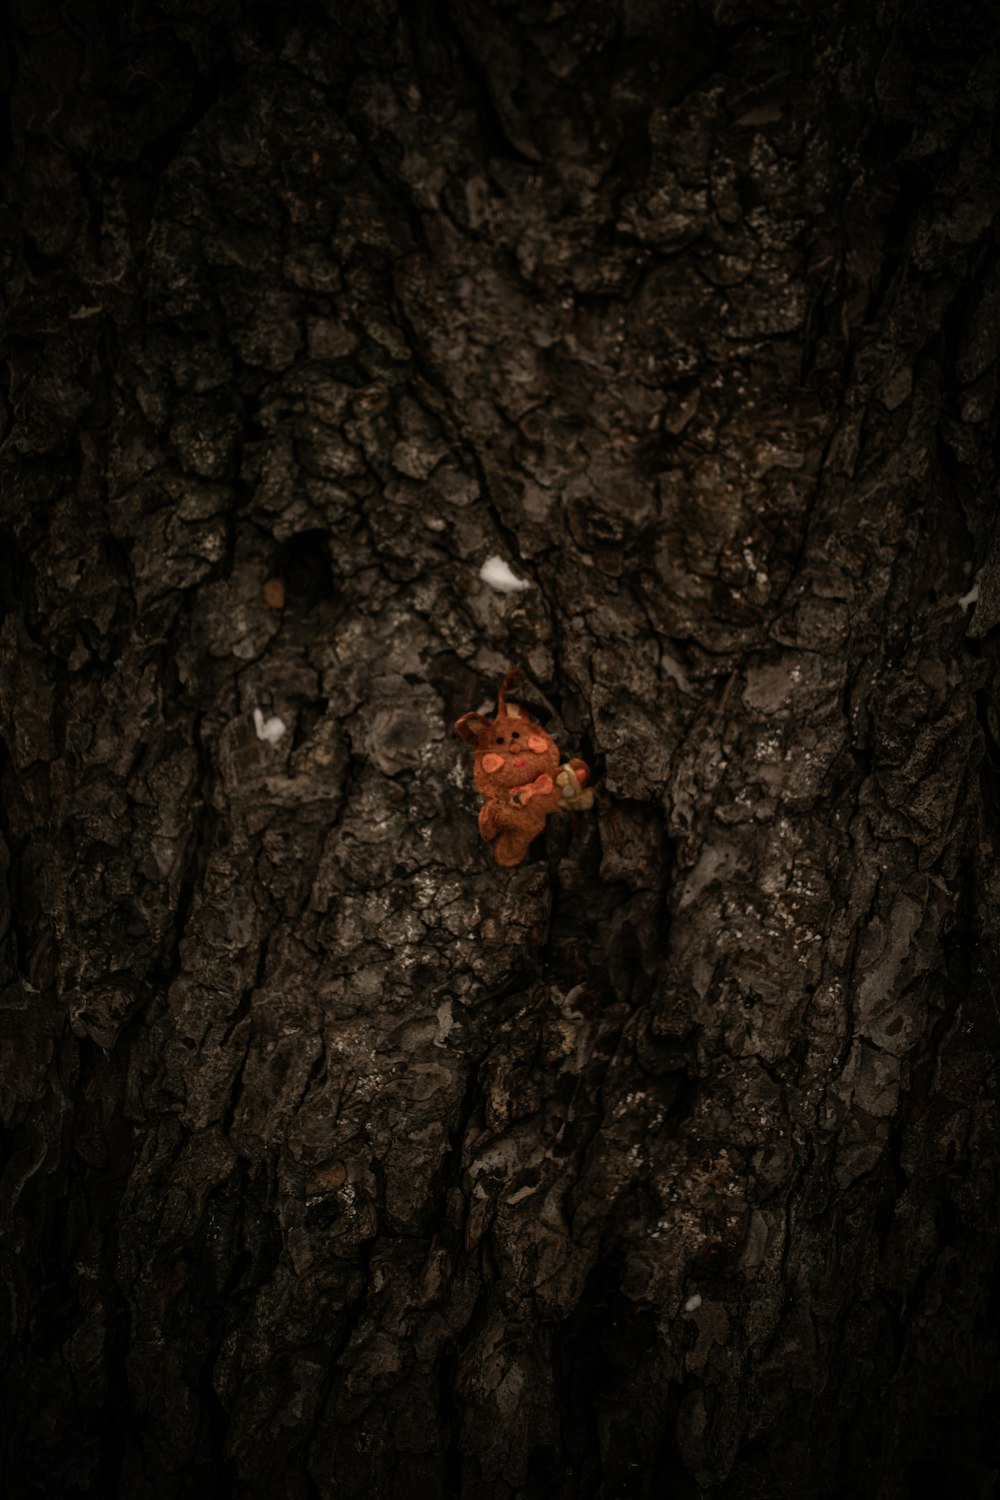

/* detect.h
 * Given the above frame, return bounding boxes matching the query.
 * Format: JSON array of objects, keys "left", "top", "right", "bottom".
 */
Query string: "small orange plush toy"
[{"left": 455, "top": 669, "right": 593, "bottom": 867}]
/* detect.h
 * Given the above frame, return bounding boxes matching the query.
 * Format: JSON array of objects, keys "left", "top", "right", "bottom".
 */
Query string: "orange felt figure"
[{"left": 455, "top": 670, "right": 593, "bottom": 867}]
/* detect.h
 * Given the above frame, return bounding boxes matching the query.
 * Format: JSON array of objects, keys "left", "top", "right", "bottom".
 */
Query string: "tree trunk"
[{"left": 2, "top": 1, "right": 999, "bottom": 1496}]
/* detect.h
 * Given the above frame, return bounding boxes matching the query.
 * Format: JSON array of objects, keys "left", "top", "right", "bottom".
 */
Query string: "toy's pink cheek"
[
  {"left": 527, "top": 735, "right": 548, "bottom": 754},
  {"left": 482, "top": 753, "right": 504, "bottom": 772}
]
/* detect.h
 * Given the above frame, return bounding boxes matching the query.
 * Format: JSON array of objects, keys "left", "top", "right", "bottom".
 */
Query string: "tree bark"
[{"left": 2, "top": 1, "right": 999, "bottom": 1496}]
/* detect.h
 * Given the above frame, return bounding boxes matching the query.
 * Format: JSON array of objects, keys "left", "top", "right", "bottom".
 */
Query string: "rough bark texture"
[{"left": 2, "top": 2, "right": 1000, "bottom": 1496}]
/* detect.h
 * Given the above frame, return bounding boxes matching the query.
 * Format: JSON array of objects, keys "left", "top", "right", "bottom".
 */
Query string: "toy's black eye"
[
  {"left": 495, "top": 736, "right": 505, "bottom": 744},
  {"left": 510, "top": 731, "right": 520, "bottom": 739}
]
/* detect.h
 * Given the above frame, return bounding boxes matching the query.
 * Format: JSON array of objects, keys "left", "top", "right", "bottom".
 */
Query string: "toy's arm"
[
  {"left": 511, "top": 773, "right": 554, "bottom": 807},
  {"left": 478, "top": 800, "right": 500, "bottom": 841}
]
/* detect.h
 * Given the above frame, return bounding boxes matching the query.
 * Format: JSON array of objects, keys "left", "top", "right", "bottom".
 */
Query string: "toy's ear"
[
  {"left": 496, "top": 668, "right": 524, "bottom": 720},
  {"left": 455, "top": 712, "right": 490, "bottom": 746}
]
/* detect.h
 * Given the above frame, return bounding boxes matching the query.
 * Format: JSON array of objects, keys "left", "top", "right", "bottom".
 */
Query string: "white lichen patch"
[
  {"left": 253, "top": 708, "right": 287, "bottom": 745},
  {"left": 479, "top": 555, "right": 531, "bottom": 593}
]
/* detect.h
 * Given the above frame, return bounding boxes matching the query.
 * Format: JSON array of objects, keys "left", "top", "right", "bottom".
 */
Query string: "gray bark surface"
[{"left": 2, "top": 1, "right": 999, "bottom": 1496}]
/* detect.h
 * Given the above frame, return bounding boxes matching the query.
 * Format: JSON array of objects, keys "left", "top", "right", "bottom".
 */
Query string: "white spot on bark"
[
  {"left": 253, "top": 708, "right": 286, "bottom": 745},
  {"left": 684, "top": 1293, "right": 703, "bottom": 1312},
  {"left": 435, "top": 999, "right": 454, "bottom": 1045},
  {"left": 479, "top": 555, "right": 531, "bottom": 593},
  {"left": 959, "top": 582, "right": 980, "bottom": 613}
]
